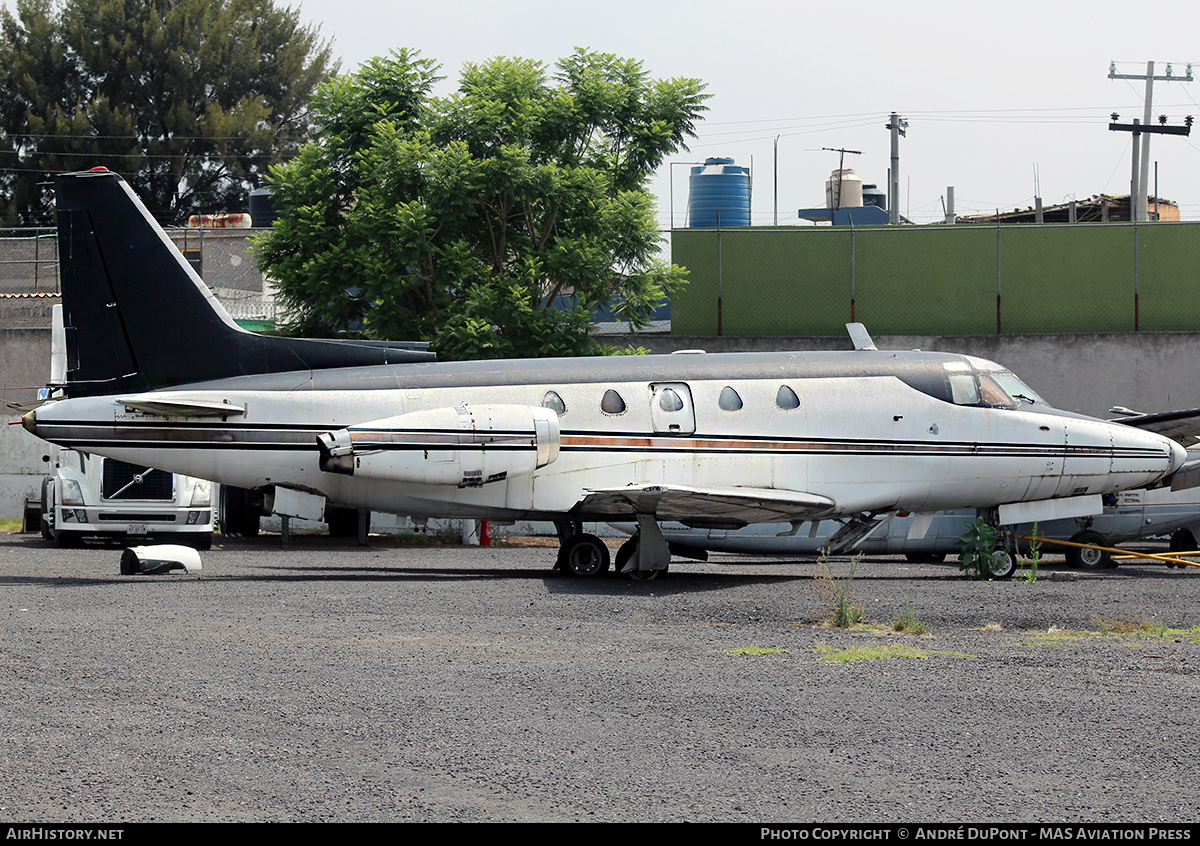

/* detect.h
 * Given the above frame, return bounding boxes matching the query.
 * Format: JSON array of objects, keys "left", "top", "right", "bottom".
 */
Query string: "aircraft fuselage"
[{"left": 26, "top": 348, "right": 1183, "bottom": 525}]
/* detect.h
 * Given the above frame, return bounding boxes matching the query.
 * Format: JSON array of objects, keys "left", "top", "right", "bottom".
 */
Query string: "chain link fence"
[
  {"left": 0, "top": 229, "right": 59, "bottom": 295},
  {"left": 671, "top": 221, "right": 1200, "bottom": 336}
]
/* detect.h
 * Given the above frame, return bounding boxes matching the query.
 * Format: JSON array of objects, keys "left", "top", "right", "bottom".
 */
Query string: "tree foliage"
[
  {"left": 0, "top": 0, "right": 335, "bottom": 224},
  {"left": 253, "top": 48, "right": 708, "bottom": 360}
]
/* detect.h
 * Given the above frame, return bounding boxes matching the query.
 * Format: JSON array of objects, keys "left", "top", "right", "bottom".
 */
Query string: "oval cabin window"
[
  {"left": 601, "top": 389, "right": 626, "bottom": 415},
  {"left": 542, "top": 390, "right": 567, "bottom": 416},
  {"left": 776, "top": 385, "right": 800, "bottom": 409},
  {"left": 719, "top": 386, "right": 743, "bottom": 411}
]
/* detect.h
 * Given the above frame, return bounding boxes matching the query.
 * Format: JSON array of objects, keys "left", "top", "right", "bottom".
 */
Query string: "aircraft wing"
[
  {"left": 575, "top": 484, "right": 837, "bottom": 529},
  {"left": 1111, "top": 408, "right": 1200, "bottom": 444}
]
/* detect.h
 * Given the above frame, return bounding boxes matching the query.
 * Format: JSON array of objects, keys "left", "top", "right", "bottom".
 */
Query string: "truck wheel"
[
  {"left": 185, "top": 533, "right": 213, "bottom": 551},
  {"left": 55, "top": 530, "right": 81, "bottom": 548},
  {"left": 40, "top": 479, "right": 54, "bottom": 541},
  {"left": 220, "top": 486, "right": 261, "bottom": 537},
  {"left": 325, "top": 506, "right": 360, "bottom": 538}
]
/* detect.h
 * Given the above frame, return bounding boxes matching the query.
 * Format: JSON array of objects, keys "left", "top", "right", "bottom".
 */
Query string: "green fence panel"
[{"left": 670, "top": 222, "right": 1200, "bottom": 336}]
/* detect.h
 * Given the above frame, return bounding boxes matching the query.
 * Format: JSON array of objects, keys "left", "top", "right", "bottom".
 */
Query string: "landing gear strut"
[{"left": 553, "top": 516, "right": 671, "bottom": 579}]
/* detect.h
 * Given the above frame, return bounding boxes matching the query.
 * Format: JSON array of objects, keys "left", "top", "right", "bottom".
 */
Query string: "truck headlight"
[
  {"left": 189, "top": 481, "right": 212, "bottom": 507},
  {"left": 60, "top": 478, "right": 84, "bottom": 505}
]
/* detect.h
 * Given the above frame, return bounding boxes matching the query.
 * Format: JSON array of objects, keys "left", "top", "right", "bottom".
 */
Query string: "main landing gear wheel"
[
  {"left": 1066, "top": 530, "right": 1112, "bottom": 569},
  {"left": 561, "top": 533, "right": 610, "bottom": 577},
  {"left": 614, "top": 535, "right": 669, "bottom": 580},
  {"left": 628, "top": 564, "right": 667, "bottom": 581}
]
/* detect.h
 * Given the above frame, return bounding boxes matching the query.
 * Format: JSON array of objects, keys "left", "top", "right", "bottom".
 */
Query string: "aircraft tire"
[
  {"left": 1168, "top": 529, "right": 1196, "bottom": 567},
  {"left": 1066, "top": 530, "right": 1111, "bottom": 569},
  {"left": 562, "top": 534, "right": 610, "bottom": 577},
  {"left": 989, "top": 550, "right": 1018, "bottom": 580},
  {"left": 628, "top": 564, "right": 666, "bottom": 581}
]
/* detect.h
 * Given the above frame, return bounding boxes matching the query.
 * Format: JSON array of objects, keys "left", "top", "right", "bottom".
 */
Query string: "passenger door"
[{"left": 649, "top": 383, "right": 696, "bottom": 436}]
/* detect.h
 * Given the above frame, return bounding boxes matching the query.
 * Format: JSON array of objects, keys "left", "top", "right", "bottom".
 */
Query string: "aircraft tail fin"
[{"left": 54, "top": 168, "right": 433, "bottom": 397}]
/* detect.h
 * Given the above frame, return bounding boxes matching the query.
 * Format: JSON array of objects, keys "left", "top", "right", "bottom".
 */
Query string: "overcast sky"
[{"left": 295, "top": 0, "right": 1200, "bottom": 225}]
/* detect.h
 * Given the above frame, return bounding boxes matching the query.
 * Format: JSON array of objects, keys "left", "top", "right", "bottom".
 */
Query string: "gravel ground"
[{"left": 2, "top": 530, "right": 1199, "bottom": 823}]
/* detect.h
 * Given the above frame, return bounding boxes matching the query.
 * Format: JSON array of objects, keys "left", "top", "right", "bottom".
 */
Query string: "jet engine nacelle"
[{"left": 317, "top": 403, "right": 560, "bottom": 487}]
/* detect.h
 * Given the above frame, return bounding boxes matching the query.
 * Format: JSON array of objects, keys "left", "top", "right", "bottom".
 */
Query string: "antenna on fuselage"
[{"left": 846, "top": 323, "right": 878, "bottom": 351}]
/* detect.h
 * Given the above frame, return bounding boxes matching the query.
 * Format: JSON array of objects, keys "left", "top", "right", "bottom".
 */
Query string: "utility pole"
[
  {"left": 885, "top": 113, "right": 907, "bottom": 225},
  {"left": 1108, "top": 61, "right": 1193, "bottom": 221},
  {"left": 773, "top": 136, "right": 779, "bottom": 225}
]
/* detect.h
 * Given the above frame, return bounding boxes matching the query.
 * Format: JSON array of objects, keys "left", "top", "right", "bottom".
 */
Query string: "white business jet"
[{"left": 22, "top": 169, "right": 1188, "bottom": 579}]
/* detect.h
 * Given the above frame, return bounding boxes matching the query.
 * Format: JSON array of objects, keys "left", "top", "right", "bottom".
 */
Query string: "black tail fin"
[{"left": 55, "top": 168, "right": 433, "bottom": 397}]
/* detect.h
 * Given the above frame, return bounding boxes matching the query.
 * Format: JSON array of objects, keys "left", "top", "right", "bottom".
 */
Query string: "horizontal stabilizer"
[
  {"left": 576, "top": 484, "right": 837, "bottom": 529},
  {"left": 1111, "top": 408, "right": 1200, "bottom": 444},
  {"left": 118, "top": 396, "right": 246, "bottom": 418},
  {"left": 54, "top": 169, "right": 436, "bottom": 398}
]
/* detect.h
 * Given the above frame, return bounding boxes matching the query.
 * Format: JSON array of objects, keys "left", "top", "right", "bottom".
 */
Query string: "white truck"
[
  {"left": 37, "top": 305, "right": 216, "bottom": 549},
  {"left": 39, "top": 445, "right": 215, "bottom": 549}
]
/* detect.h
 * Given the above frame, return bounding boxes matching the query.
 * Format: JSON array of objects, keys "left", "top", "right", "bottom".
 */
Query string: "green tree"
[
  {"left": 0, "top": 0, "right": 334, "bottom": 224},
  {"left": 253, "top": 48, "right": 708, "bottom": 360}
]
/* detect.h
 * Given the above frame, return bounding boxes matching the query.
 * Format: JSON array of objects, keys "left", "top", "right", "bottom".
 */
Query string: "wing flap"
[{"left": 576, "top": 484, "right": 837, "bottom": 529}]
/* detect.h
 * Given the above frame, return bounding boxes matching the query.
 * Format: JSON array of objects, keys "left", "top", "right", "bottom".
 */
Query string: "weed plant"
[
  {"left": 956, "top": 517, "right": 1009, "bottom": 579},
  {"left": 813, "top": 551, "right": 864, "bottom": 627},
  {"left": 1021, "top": 523, "right": 1042, "bottom": 583},
  {"left": 892, "top": 590, "right": 929, "bottom": 634}
]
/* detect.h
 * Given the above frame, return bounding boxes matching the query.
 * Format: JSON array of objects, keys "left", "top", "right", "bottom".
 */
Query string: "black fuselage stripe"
[
  {"left": 45, "top": 437, "right": 1160, "bottom": 461},
  {"left": 39, "top": 421, "right": 1162, "bottom": 455}
]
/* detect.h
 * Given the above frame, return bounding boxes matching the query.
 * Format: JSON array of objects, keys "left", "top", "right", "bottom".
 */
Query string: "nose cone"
[
  {"left": 21, "top": 408, "right": 38, "bottom": 435},
  {"left": 1112, "top": 425, "right": 1187, "bottom": 485}
]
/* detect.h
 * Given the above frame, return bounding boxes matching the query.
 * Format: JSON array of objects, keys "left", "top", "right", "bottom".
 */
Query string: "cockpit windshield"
[
  {"left": 988, "top": 370, "right": 1044, "bottom": 406},
  {"left": 900, "top": 360, "right": 1046, "bottom": 410},
  {"left": 951, "top": 365, "right": 1044, "bottom": 409}
]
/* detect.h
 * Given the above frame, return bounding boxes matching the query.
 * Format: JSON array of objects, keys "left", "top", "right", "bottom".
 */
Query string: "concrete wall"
[{"left": 1, "top": 301, "right": 58, "bottom": 517}]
